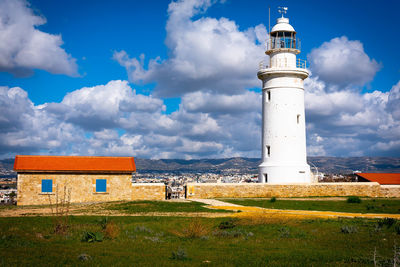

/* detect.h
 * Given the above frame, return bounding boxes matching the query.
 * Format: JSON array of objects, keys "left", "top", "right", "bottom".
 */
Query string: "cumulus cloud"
[
  {"left": 0, "top": 0, "right": 77, "bottom": 76},
  {"left": 308, "top": 36, "right": 380, "bottom": 87},
  {"left": 0, "top": 86, "right": 85, "bottom": 158},
  {"left": 46, "top": 80, "right": 165, "bottom": 131},
  {"left": 0, "top": 80, "right": 261, "bottom": 159},
  {"left": 387, "top": 81, "right": 400, "bottom": 120},
  {"left": 305, "top": 77, "right": 400, "bottom": 156},
  {"left": 0, "top": 86, "right": 33, "bottom": 133},
  {"left": 181, "top": 91, "right": 260, "bottom": 114},
  {"left": 113, "top": 0, "right": 267, "bottom": 97},
  {"left": 2, "top": 76, "right": 399, "bottom": 159}
]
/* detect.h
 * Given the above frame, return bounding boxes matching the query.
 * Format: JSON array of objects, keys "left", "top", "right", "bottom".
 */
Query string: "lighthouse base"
[{"left": 258, "top": 163, "right": 311, "bottom": 183}]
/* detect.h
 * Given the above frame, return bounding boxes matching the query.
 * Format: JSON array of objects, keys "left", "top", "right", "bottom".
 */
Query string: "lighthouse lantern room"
[{"left": 258, "top": 7, "right": 311, "bottom": 183}]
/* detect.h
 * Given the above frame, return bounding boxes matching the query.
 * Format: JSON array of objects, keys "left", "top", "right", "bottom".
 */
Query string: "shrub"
[
  {"left": 144, "top": 236, "right": 161, "bottom": 243},
  {"left": 214, "top": 229, "right": 244, "bottom": 238},
  {"left": 366, "top": 204, "right": 375, "bottom": 211},
  {"left": 170, "top": 248, "right": 188, "bottom": 261},
  {"left": 104, "top": 221, "right": 120, "bottom": 239},
  {"left": 81, "top": 231, "right": 103, "bottom": 242},
  {"left": 218, "top": 218, "right": 237, "bottom": 229},
  {"left": 270, "top": 197, "right": 276, "bottom": 203},
  {"left": 377, "top": 218, "right": 397, "bottom": 229},
  {"left": 135, "top": 225, "right": 152, "bottom": 233},
  {"left": 78, "top": 254, "right": 91, "bottom": 261},
  {"left": 47, "top": 184, "right": 71, "bottom": 235},
  {"left": 98, "top": 217, "right": 109, "bottom": 230},
  {"left": 347, "top": 196, "right": 361, "bottom": 203},
  {"left": 174, "top": 218, "right": 210, "bottom": 238},
  {"left": 340, "top": 225, "right": 358, "bottom": 234},
  {"left": 395, "top": 223, "right": 400, "bottom": 235},
  {"left": 382, "top": 218, "right": 396, "bottom": 228},
  {"left": 278, "top": 227, "right": 291, "bottom": 238}
]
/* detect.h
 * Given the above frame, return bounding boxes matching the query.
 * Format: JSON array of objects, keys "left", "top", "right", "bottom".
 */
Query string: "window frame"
[
  {"left": 41, "top": 179, "right": 53, "bottom": 193},
  {"left": 95, "top": 179, "right": 107, "bottom": 193}
]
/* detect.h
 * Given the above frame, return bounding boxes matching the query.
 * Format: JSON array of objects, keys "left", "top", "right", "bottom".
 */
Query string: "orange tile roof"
[
  {"left": 14, "top": 155, "right": 135, "bottom": 173},
  {"left": 356, "top": 173, "right": 400, "bottom": 185}
]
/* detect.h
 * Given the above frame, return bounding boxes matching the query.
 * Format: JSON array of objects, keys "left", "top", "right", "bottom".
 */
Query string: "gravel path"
[
  {"left": 190, "top": 198, "right": 400, "bottom": 219},
  {"left": 189, "top": 198, "right": 242, "bottom": 207}
]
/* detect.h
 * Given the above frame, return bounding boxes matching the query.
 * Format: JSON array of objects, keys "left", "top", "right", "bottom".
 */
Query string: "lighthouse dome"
[{"left": 271, "top": 17, "right": 295, "bottom": 33}]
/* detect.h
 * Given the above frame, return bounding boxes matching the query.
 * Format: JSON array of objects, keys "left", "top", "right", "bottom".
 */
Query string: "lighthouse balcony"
[
  {"left": 296, "top": 58, "right": 307, "bottom": 69},
  {"left": 258, "top": 58, "right": 307, "bottom": 70}
]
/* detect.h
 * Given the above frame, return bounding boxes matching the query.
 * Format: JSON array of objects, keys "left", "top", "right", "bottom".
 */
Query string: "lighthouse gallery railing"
[{"left": 258, "top": 58, "right": 307, "bottom": 70}]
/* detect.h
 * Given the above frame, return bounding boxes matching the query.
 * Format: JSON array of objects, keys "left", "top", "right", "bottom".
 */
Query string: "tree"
[{"left": 7, "top": 191, "right": 16, "bottom": 204}]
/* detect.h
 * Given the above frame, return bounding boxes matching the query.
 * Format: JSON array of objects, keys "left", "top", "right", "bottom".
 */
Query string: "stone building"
[{"left": 14, "top": 155, "right": 164, "bottom": 205}]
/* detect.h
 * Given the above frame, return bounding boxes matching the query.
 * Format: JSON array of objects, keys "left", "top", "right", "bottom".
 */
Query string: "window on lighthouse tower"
[{"left": 271, "top": 31, "right": 296, "bottom": 49}]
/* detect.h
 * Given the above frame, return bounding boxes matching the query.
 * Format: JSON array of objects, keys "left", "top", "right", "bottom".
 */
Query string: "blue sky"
[{"left": 0, "top": 0, "right": 399, "bottom": 159}]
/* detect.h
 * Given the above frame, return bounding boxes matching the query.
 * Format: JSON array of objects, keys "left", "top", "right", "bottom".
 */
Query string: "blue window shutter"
[
  {"left": 42, "top": 179, "right": 52, "bottom": 193},
  {"left": 96, "top": 179, "right": 107, "bottom": 192}
]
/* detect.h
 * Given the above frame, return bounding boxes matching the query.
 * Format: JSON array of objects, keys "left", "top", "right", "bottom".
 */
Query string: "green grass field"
[
  {"left": 223, "top": 198, "right": 400, "bottom": 214},
  {"left": 1, "top": 214, "right": 399, "bottom": 266},
  {"left": 106, "top": 200, "right": 231, "bottom": 213}
]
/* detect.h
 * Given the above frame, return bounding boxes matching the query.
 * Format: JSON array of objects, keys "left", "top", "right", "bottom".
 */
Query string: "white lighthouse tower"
[{"left": 258, "top": 7, "right": 311, "bottom": 183}]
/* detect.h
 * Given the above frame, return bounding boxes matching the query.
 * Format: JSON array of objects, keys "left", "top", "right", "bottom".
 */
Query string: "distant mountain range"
[
  {"left": 1, "top": 157, "right": 400, "bottom": 176},
  {"left": 135, "top": 157, "right": 400, "bottom": 174}
]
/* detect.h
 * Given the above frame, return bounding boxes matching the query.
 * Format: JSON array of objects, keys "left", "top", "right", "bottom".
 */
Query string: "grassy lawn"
[
  {"left": 0, "top": 215, "right": 399, "bottom": 266},
  {"left": 106, "top": 200, "right": 231, "bottom": 213},
  {"left": 0, "top": 204, "right": 17, "bottom": 210},
  {"left": 222, "top": 198, "right": 400, "bottom": 214}
]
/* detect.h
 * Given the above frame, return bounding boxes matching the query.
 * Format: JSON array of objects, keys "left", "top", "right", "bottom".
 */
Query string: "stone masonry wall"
[
  {"left": 131, "top": 183, "right": 165, "bottom": 201},
  {"left": 17, "top": 173, "right": 165, "bottom": 205},
  {"left": 18, "top": 175, "right": 399, "bottom": 206},
  {"left": 379, "top": 185, "right": 400, "bottom": 198},
  {"left": 186, "top": 182, "right": 400, "bottom": 199}
]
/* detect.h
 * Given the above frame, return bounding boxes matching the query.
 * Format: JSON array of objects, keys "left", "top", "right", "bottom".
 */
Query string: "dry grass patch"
[
  {"left": 172, "top": 218, "right": 211, "bottom": 238},
  {"left": 104, "top": 221, "right": 120, "bottom": 239}
]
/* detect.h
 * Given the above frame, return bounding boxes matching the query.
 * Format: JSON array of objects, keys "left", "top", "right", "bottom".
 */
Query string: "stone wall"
[
  {"left": 18, "top": 175, "right": 399, "bottom": 206},
  {"left": 379, "top": 185, "right": 400, "bottom": 198},
  {"left": 186, "top": 182, "right": 399, "bottom": 199},
  {"left": 131, "top": 183, "right": 165, "bottom": 200},
  {"left": 17, "top": 173, "right": 165, "bottom": 205}
]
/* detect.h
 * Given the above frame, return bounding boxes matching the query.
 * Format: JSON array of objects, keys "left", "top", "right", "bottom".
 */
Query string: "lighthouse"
[{"left": 258, "top": 7, "right": 311, "bottom": 183}]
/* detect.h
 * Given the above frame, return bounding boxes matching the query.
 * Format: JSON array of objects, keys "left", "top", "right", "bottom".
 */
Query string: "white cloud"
[
  {"left": 113, "top": 0, "right": 267, "bottom": 97},
  {"left": 305, "top": 77, "right": 400, "bottom": 156},
  {"left": 0, "top": 79, "right": 263, "bottom": 159},
  {"left": 46, "top": 80, "right": 165, "bottom": 131},
  {"left": 308, "top": 36, "right": 380, "bottom": 86},
  {"left": 0, "top": 0, "right": 77, "bottom": 76},
  {"left": 387, "top": 81, "right": 400, "bottom": 120},
  {"left": 181, "top": 91, "right": 260, "bottom": 114},
  {"left": 0, "top": 86, "right": 85, "bottom": 157},
  {"left": 2, "top": 75, "right": 399, "bottom": 159}
]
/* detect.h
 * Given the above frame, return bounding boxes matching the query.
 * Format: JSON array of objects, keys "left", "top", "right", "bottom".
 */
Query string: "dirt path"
[
  {"left": 190, "top": 198, "right": 242, "bottom": 207},
  {"left": 191, "top": 199, "right": 400, "bottom": 219}
]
